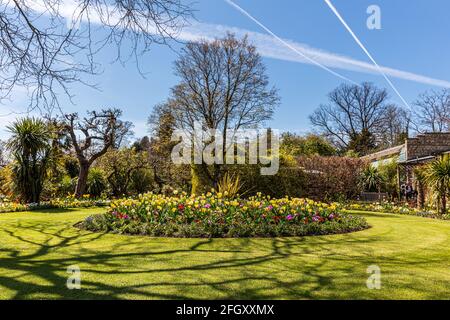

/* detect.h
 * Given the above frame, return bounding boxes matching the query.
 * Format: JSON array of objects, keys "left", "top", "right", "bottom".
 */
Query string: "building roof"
[
  {"left": 399, "top": 155, "right": 435, "bottom": 164},
  {"left": 361, "top": 144, "right": 405, "bottom": 162},
  {"left": 362, "top": 132, "right": 450, "bottom": 163}
]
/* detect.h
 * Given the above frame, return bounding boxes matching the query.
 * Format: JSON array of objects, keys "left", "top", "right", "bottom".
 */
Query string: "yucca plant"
[
  {"left": 360, "top": 165, "right": 384, "bottom": 193},
  {"left": 217, "top": 172, "right": 243, "bottom": 198},
  {"left": 6, "top": 117, "right": 52, "bottom": 203},
  {"left": 424, "top": 154, "right": 450, "bottom": 215}
]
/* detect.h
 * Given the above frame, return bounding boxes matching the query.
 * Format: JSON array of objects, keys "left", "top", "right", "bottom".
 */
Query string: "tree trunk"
[
  {"left": 191, "top": 164, "right": 214, "bottom": 195},
  {"left": 75, "top": 162, "right": 90, "bottom": 197},
  {"left": 440, "top": 194, "right": 447, "bottom": 215},
  {"left": 212, "top": 163, "right": 222, "bottom": 189},
  {"left": 417, "top": 181, "right": 425, "bottom": 209},
  {"left": 153, "top": 166, "right": 164, "bottom": 190}
]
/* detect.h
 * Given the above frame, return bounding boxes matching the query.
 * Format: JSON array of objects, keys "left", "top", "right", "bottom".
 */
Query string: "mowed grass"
[{"left": 0, "top": 208, "right": 449, "bottom": 299}]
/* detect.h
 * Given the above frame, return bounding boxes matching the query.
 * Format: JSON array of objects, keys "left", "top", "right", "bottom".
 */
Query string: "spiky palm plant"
[
  {"left": 424, "top": 154, "right": 450, "bottom": 215},
  {"left": 361, "top": 165, "right": 384, "bottom": 193},
  {"left": 6, "top": 117, "right": 52, "bottom": 203}
]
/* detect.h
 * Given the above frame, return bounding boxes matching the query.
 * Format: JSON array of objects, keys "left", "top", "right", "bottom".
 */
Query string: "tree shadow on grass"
[{"left": 0, "top": 220, "right": 448, "bottom": 300}]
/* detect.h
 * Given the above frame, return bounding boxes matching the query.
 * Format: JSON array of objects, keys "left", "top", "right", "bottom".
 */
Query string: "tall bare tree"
[
  {"left": 0, "top": 0, "right": 192, "bottom": 111},
  {"left": 168, "top": 33, "right": 280, "bottom": 192},
  {"left": 413, "top": 89, "right": 450, "bottom": 133},
  {"left": 63, "top": 108, "right": 132, "bottom": 196},
  {"left": 380, "top": 105, "right": 411, "bottom": 147},
  {"left": 309, "top": 82, "right": 395, "bottom": 154}
]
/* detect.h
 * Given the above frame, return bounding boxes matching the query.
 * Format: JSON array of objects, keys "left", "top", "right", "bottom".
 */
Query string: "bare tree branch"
[
  {"left": 166, "top": 33, "right": 279, "bottom": 186},
  {"left": 309, "top": 82, "right": 396, "bottom": 152},
  {"left": 414, "top": 89, "right": 450, "bottom": 133},
  {"left": 0, "top": 0, "right": 193, "bottom": 111},
  {"left": 62, "top": 108, "right": 132, "bottom": 196}
]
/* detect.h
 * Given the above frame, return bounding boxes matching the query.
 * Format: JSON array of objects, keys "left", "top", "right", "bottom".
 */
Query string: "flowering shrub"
[
  {"left": 79, "top": 191, "right": 369, "bottom": 238},
  {"left": 345, "top": 202, "right": 450, "bottom": 220},
  {"left": 0, "top": 195, "right": 109, "bottom": 213}
]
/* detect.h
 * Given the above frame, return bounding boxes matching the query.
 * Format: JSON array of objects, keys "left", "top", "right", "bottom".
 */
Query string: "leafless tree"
[
  {"left": 413, "top": 89, "right": 450, "bottom": 133},
  {"left": 379, "top": 105, "right": 411, "bottom": 147},
  {"left": 0, "top": 0, "right": 192, "bottom": 111},
  {"left": 63, "top": 108, "right": 132, "bottom": 196},
  {"left": 309, "top": 82, "right": 393, "bottom": 152},
  {"left": 168, "top": 33, "right": 280, "bottom": 188}
]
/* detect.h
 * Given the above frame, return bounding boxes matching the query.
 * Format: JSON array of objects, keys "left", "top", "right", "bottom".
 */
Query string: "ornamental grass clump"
[{"left": 80, "top": 191, "right": 369, "bottom": 238}]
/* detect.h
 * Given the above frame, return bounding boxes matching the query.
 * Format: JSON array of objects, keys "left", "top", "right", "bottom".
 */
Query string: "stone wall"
[{"left": 406, "top": 133, "right": 450, "bottom": 160}]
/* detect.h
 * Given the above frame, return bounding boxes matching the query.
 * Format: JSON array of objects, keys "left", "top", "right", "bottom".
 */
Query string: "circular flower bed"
[{"left": 78, "top": 192, "right": 369, "bottom": 238}]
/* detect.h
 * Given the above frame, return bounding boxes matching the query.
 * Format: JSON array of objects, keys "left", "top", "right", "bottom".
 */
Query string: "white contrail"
[
  {"left": 224, "top": 0, "right": 359, "bottom": 85},
  {"left": 323, "top": 0, "right": 412, "bottom": 109},
  {"left": 10, "top": 1, "right": 450, "bottom": 89},
  {"left": 179, "top": 21, "right": 450, "bottom": 88}
]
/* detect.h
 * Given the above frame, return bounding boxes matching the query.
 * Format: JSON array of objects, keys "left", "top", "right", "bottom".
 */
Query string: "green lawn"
[{"left": 0, "top": 208, "right": 449, "bottom": 299}]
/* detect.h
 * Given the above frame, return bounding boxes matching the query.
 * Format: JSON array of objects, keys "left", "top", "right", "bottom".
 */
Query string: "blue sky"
[{"left": 1, "top": 0, "right": 450, "bottom": 139}]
